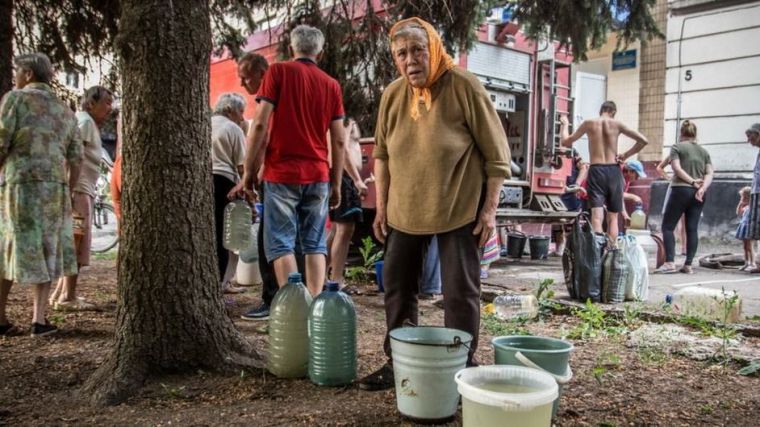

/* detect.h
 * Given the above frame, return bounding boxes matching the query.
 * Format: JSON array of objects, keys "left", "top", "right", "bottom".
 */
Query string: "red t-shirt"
[{"left": 256, "top": 58, "right": 344, "bottom": 184}]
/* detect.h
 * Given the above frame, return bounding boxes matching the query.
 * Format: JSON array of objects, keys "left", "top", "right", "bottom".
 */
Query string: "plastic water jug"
[
  {"left": 493, "top": 294, "right": 538, "bottom": 320},
  {"left": 630, "top": 204, "right": 646, "bottom": 230},
  {"left": 238, "top": 223, "right": 258, "bottom": 263},
  {"left": 223, "top": 200, "right": 252, "bottom": 251},
  {"left": 268, "top": 272, "right": 313, "bottom": 378},
  {"left": 666, "top": 287, "right": 743, "bottom": 323},
  {"left": 308, "top": 281, "right": 357, "bottom": 386}
]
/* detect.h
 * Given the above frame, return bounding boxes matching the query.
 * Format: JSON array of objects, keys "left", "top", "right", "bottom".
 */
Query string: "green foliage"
[
  {"left": 592, "top": 352, "right": 621, "bottom": 385},
  {"left": 160, "top": 383, "right": 187, "bottom": 399},
  {"left": 568, "top": 299, "right": 630, "bottom": 340},
  {"left": 713, "top": 289, "right": 740, "bottom": 364},
  {"left": 345, "top": 236, "right": 383, "bottom": 283},
  {"left": 512, "top": 0, "right": 664, "bottom": 61},
  {"left": 737, "top": 360, "right": 760, "bottom": 377},
  {"left": 481, "top": 312, "right": 530, "bottom": 336},
  {"left": 535, "top": 278, "right": 559, "bottom": 320}
]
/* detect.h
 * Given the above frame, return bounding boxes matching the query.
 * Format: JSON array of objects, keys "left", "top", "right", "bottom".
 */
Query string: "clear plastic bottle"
[
  {"left": 238, "top": 223, "right": 258, "bottom": 263},
  {"left": 308, "top": 281, "right": 357, "bottom": 386},
  {"left": 493, "top": 294, "right": 539, "bottom": 320},
  {"left": 666, "top": 287, "right": 743, "bottom": 323},
  {"left": 223, "top": 199, "right": 252, "bottom": 251},
  {"left": 268, "top": 272, "right": 313, "bottom": 378},
  {"left": 629, "top": 203, "right": 646, "bottom": 230}
]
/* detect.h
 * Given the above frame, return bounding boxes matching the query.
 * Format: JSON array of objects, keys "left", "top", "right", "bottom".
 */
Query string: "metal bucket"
[
  {"left": 492, "top": 335, "right": 574, "bottom": 419},
  {"left": 389, "top": 326, "right": 472, "bottom": 422}
]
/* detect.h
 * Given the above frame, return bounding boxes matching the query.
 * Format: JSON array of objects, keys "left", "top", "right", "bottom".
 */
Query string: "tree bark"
[
  {"left": 0, "top": 0, "right": 13, "bottom": 98},
  {"left": 82, "top": 0, "right": 263, "bottom": 406}
]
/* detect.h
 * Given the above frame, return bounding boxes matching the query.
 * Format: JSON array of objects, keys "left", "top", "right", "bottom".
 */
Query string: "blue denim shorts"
[{"left": 262, "top": 181, "right": 329, "bottom": 262}]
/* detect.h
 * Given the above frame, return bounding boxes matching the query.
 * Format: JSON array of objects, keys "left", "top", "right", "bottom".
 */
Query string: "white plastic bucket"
[
  {"left": 455, "top": 365, "right": 558, "bottom": 427},
  {"left": 389, "top": 326, "right": 472, "bottom": 422},
  {"left": 235, "top": 258, "right": 261, "bottom": 286}
]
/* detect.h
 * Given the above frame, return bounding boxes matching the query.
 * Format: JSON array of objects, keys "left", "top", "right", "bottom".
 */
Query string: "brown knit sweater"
[{"left": 374, "top": 67, "right": 511, "bottom": 234}]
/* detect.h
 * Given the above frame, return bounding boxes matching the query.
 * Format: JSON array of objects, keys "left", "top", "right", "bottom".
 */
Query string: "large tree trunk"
[
  {"left": 82, "top": 0, "right": 263, "bottom": 406},
  {"left": 0, "top": 0, "right": 12, "bottom": 97}
]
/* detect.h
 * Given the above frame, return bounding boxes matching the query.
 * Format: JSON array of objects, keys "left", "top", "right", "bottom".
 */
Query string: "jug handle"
[{"left": 515, "top": 351, "right": 573, "bottom": 384}]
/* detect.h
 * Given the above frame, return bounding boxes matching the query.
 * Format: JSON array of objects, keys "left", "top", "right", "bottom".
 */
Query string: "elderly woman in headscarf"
[
  {"left": 360, "top": 18, "right": 510, "bottom": 391},
  {"left": 0, "top": 53, "right": 82, "bottom": 337}
]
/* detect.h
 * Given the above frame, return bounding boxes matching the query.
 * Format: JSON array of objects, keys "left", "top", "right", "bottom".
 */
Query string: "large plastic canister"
[
  {"left": 308, "top": 281, "right": 357, "bottom": 386},
  {"left": 268, "top": 272, "right": 312, "bottom": 378},
  {"left": 223, "top": 200, "right": 252, "bottom": 251},
  {"left": 667, "top": 287, "right": 743, "bottom": 323}
]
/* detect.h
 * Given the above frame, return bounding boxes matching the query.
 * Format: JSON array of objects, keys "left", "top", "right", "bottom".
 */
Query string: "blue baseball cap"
[{"left": 624, "top": 160, "right": 647, "bottom": 178}]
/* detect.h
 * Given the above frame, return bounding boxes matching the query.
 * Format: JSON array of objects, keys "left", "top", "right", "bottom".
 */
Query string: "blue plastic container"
[{"left": 375, "top": 260, "right": 384, "bottom": 292}]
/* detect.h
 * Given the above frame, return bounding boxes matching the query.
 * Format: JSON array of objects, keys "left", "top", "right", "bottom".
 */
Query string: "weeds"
[
  {"left": 713, "top": 289, "right": 740, "bottom": 364},
  {"left": 637, "top": 346, "right": 668, "bottom": 364},
  {"left": 737, "top": 360, "right": 760, "bottom": 377},
  {"left": 48, "top": 314, "right": 66, "bottom": 326},
  {"left": 160, "top": 383, "right": 187, "bottom": 399},
  {"left": 535, "top": 278, "right": 560, "bottom": 320},
  {"left": 592, "top": 352, "right": 621, "bottom": 385},
  {"left": 344, "top": 237, "right": 383, "bottom": 282},
  {"left": 481, "top": 312, "right": 530, "bottom": 336}
]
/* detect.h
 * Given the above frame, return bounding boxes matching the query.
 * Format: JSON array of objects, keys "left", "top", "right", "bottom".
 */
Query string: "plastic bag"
[
  {"left": 567, "top": 213, "right": 606, "bottom": 302},
  {"left": 629, "top": 236, "right": 649, "bottom": 301},
  {"left": 602, "top": 246, "right": 629, "bottom": 304},
  {"left": 619, "top": 236, "right": 639, "bottom": 301}
]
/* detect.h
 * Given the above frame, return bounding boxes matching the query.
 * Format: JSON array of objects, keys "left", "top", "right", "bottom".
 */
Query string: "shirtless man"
[
  {"left": 327, "top": 118, "right": 368, "bottom": 293},
  {"left": 560, "top": 101, "right": 648, "bottom": 241}
]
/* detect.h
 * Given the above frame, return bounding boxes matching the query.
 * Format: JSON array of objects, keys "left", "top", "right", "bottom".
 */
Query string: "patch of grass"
[
  {"left": 160, "top": 383, "right": 187, "bottom": 399},
  {"left": 699, "top": 403, "right": 714, "bottom": 415},
  {"left": 737, "top": 360, "right": 760, "bottom": 377},
  {"left": 48, "top": 314, "right": 66, "bottom": 326},
  {"left": 481, "top": 312, "right": 530, "bottom": 337},
  {"left": 345, "top": 237, "right": 383, "bottom": 283},
  {"left": 638, "top": 346, "right": 668, "bottom": 364},
  {"left": 592, "top": 352, "right": 621, "bottom": 385},
  {"left": 92, "top": 249, "right": 118, "bottom": 261},
  {"left": 568, "top": 300, "right": 627, "bottom": 340}
]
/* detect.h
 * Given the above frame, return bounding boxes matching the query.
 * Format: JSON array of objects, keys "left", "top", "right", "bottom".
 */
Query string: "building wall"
[
  {"left": 638, "top": 0, "right": 669, "bottom": 162},
  {"left": 576, "top": 37, "right": 642, "bottom": 155},
  {"left": 664, "top": 0, "right": 760, "bottom": 176}
]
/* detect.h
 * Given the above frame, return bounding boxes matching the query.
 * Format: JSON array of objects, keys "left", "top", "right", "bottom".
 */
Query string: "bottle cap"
[
  {"left": 326, "top": 281, "right": 340, "bottom": 292},
  {"left": 287, "top": 272, "right": 302, "bottom": 284}
]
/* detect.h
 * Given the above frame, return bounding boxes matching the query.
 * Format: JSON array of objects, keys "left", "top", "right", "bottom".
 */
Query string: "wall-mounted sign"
[{"left": 612, "top": 49, "right": 637, "bottom": 71}]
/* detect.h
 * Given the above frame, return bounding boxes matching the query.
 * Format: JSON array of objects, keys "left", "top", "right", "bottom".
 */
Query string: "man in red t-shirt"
[{"left": 241, "top": 25, "right": 346, "bottom": 296}]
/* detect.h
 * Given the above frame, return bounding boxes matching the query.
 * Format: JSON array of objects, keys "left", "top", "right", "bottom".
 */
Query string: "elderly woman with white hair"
[
  {"left": 211, "top": 92, "right": 248, "bottom": 291},
  {"left": 0, "top": 53, "right": 82, "bottom": 336}
]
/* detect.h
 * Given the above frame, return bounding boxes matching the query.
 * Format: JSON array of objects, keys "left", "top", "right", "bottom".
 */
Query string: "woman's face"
[
  {"left": 747, "top": 131, "right": 760, "bottom": 147},
  {"left": 391, "top": 29, "right": 430, "bottom": 89}
]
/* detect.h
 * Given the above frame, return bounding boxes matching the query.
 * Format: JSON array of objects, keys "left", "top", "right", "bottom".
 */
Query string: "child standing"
[{"left": 735, "top": 186, "right": 756, "bottom": 271}]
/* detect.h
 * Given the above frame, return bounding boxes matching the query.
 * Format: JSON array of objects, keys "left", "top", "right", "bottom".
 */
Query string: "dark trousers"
[
  {"left": 257, "top": 204, "right": 307, "bottom": 306},
  {"left": 382, "top": 222, "right": 481, "bottom": 363},
  {"left": 213, "top": 174, "right": 236, "bottom": 282},
  {"left": 662, "top": 186, "right": 705, "bottom": 265}
]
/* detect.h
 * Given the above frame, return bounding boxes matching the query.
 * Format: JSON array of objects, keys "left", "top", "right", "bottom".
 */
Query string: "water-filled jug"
[
  {"left": 238, "top": 223, "right": 258, "bottom": 263},
  {"left": 268, "top": 272, "right": 312, "bottom": 378},
  {"left": 308, "top": 281, "right": 357, "bottom": 386},
  {"left": 629, "top": 203, "right": 646, "bottom": 230},
  {"left": 223, "top": 199, "right": 252, "bottom": 251},
  {"left": 667, "top": 287, "right": 742, "bottom": 323},
  {"left": 493, "top": 294, "right": 538, "bottom": 320}
]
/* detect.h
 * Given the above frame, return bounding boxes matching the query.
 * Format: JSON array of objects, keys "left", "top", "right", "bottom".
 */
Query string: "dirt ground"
[{"left": 1, "top": 255, "right": 759, "bottom": 426}]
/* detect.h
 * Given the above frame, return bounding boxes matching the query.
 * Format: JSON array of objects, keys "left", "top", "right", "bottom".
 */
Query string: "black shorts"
[
  {"left": 329, "top": 173, "right": 363, "bottom": 223},
  {"left": 586, "top": 164, "right": 624, "bottom": 213}
]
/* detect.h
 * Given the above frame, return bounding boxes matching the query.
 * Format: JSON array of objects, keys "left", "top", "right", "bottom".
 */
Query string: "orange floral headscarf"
[{"left": 389, "top": 17, "right": 456, "bottom": 121}]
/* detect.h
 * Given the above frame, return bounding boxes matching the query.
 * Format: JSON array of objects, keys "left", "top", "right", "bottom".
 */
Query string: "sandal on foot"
[
  {"left": 654, "top": 265, "right": 678, "bottom": 274},
  {"left": 748, "top": 266, "right": 760, "bottom": 274},
  {"left": 358, "top": 363, "right": 394, "bottom": 391},
  {"left": 679, "top": 265, "right": 693, "bottom": 274}
]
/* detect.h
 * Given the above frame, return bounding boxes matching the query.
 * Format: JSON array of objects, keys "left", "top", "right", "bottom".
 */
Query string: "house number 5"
[{"left": 685, "top": 70, "right": 692, "bottom": 81}]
